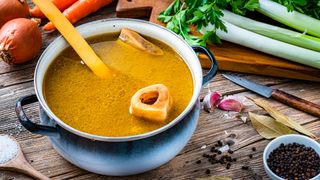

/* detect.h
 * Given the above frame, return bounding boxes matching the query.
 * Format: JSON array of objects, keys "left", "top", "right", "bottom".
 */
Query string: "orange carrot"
[
  {"left": 43, "top": 0, "right": 113, "bottom": 31},
  {"left": 30, "top": 0, "right": 78, "bottom": 18}
]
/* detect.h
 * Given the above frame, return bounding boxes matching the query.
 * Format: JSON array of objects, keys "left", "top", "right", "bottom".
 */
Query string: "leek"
[
  {"left": 211, "top": 21, "right": 320, "bottom": 69},
  {"left": 222, "top": 10, "right": 320, "bottom": 52},
  {"left": 257, "top": 0, "right": 320, "bottom": 38}
]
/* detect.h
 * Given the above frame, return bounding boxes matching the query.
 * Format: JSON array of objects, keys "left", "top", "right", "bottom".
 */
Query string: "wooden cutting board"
[{"left": 116, "top": 0, "right": 320, "bottom": 82}]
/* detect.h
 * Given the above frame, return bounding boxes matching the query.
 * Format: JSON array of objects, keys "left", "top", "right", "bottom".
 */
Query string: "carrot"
[
  {"left": 43, "top": 0, "right": 113, "bottom": 31},
  {"left": 30, "top": 0, "right": 78, "bottom": 18}
]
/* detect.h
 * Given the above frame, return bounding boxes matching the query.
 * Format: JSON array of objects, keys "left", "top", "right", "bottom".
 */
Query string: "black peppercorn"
[
  {"left": 252, "top": 147, "right": 256, "bottom": 151},
  {"left": 196, "top": 160, "right": 201, "bottom": 164},
  {"left": 210, "top": 147, "right": 216, "bottom": 152},
  {"left": 241, "top": 166, "right": 249, "bottom": 170},
  {"left": 206, "top": 169, "right": 211, "bottom": 174},
  {"left": 267, "top": 143, "right": 320, "bottom": 179},
  {"left": 226, "top": 163, "right": 231, "bottom": 169}
]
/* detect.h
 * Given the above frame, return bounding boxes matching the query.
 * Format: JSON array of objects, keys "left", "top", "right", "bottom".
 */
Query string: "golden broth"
[{"left": 44, "top": 34, "right": 193, "bottom": 137}]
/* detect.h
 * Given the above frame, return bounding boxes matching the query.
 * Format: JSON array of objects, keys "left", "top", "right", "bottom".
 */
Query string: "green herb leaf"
[
  {"left": 244, "top": 0, "right": 260, "bottom": 11},
  {"left": 273, "top": 0, "right": 320, "bottom": 19}
]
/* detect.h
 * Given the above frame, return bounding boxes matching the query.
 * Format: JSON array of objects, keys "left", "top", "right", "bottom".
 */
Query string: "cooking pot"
[{"left": 16, "top": 19, "right": 218, "bottom": 176}]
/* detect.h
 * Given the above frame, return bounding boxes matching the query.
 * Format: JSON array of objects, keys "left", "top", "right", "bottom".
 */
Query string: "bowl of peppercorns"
[{"left": 263, "top": 134, "right": 320, "bottom": 180}]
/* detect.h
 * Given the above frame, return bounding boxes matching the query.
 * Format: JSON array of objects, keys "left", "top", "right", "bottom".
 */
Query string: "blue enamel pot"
[{"left": 15, "top": 19, "right": 218, "bottom": 176}]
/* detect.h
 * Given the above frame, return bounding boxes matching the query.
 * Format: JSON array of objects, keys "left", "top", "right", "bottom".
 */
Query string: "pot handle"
[
  {"left": 15, "top": 94, "right": 58, "bottom": 137},
  {"left": 192, "top": 46, "right": 218, "bottom": 85}
]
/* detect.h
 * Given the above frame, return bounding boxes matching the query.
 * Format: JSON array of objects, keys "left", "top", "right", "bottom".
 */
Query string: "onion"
[
  {"left": 0, "top": 18, "right": 42, "bottom": 64},
  {"left": 0, "top": 0, "right": 29, "bottom": 27}
]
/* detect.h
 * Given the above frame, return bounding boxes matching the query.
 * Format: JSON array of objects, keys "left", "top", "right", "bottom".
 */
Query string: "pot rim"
[{"left": 34, "top": 18, "right": 203, "bottom": 142}]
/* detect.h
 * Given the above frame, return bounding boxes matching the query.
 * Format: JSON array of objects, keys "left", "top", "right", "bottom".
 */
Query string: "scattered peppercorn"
[
  {"left": 226, "top": 163, "right": 231, "bottom": 169},
  {"left": 252, "top": 147, "right": 256, "bottom": 151},
  {"left": 30, "top": 160, "right": 34, "bottom": 163},
  {"left": 210, "top": 147, "right": 216, "bottom": 152},
  {"left": 199, "top": 138, "right": 239, "bottom": 172},
  {"left": 206, "top": 169, "right": 211, "bottom": 174},
  {"left": 248, "top": 154, "right": 253, "bottom": 159},
  {"left": 267, "top": 143, "right": 320, "bottom": 179},
  {"left": 241, "top": 166, "right": 249, "bottom": 170}
]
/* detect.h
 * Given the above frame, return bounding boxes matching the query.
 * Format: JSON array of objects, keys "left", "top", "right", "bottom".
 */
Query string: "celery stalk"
[
  {"left": 257, "top": 0, "right": 320, "bottom": 38},
  {"left": 222, "top": 10, "right": 320, "bottom": 52},
  {"left": 208, "top": 21, "right": 320, "bottom": 69}
]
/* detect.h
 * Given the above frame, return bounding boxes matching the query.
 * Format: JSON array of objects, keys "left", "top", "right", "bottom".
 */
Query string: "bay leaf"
[
  {"left": 249, "top": 112, "right": 298, "bottom": 139},
  {"left": 252, "top": 98, "right": 316, "bottom": 138},
  {"left": 196, "top": 177, "right": 232, "bottom": 180}
]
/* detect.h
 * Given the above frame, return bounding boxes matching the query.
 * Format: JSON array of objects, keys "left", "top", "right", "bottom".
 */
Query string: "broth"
[{"left": 44, "top": 33, "right": 193, "bottom": 137}]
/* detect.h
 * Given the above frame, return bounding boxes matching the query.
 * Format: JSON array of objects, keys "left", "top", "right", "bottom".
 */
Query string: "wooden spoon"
[
  {"left": 0, "top": 136, "right": 49, "bottom": 180},
  {"left": 32, "top": 0, "right": 111, "bottom": 79}
]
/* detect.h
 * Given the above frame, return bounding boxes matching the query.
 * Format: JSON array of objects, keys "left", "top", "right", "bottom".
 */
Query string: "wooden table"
[{"left": 1, "top": 2, "right": 319, "bottom": 180}]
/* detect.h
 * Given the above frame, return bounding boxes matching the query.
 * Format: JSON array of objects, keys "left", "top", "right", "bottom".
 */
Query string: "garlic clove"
[
  {"left": 217, "top": 98, "right": 243, "bottom": 112},
  {"left": 203, "top": 92, "right": 221, "bottom": 112}
]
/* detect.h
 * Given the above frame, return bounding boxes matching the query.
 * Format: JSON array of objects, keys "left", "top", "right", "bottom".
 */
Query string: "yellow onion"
[
  {"left": 0, "top": 18, "right": 42, "bottom": 64},
  {"left": 0, "top": 0, "right": 29, "bottom": 27}
]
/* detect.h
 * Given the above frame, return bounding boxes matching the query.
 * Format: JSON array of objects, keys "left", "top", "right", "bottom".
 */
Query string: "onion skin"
[
  {"left": 0, "top": 0, "right": 29, "bottom": 27},
  {"left": 0, "top": 18, "right": 42, "bottom": 64}
]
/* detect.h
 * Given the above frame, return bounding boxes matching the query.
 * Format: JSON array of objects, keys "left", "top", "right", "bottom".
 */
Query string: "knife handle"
[{"left": 271, "top": 89, "right": 320, "bottom": 117}]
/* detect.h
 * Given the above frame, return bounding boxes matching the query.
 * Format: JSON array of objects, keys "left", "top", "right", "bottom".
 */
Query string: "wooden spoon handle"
[
  {"left": 32, "top": 0, "right": 111, "bottom": 79},
  {"left": 12, "top": 157, "right": 50, "bottom": 180},
  {"left": 271, "top": 89, "right": 320, "bottom": 117},
  {"left": 19, "top": 165, "right": 50, "bottom": 180}
]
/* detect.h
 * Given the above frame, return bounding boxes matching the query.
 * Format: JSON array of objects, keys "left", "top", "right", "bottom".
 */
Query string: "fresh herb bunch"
[
  {"left": 273, "top": 0, "right": 320, "bottom": 19},
  {"left": 158, "top": 0, "right": 320, "bottom": 47},
  {"left": 158, "top": 0, "right": 259, "bottom": 46}
]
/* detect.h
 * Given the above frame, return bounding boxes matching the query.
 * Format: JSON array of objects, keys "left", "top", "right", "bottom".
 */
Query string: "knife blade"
[{"left": 222, "top": 74, "right": 320, "bottom": 117}]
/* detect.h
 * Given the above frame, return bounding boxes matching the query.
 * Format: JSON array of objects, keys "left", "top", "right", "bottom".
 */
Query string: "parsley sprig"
[{"left": 158, "top": 0, "right": 259, "bottom": 46}]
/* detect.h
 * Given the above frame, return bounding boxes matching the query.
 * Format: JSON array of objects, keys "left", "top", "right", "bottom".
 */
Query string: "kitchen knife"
[{"left": 222, "top": 74, "right": 320, "bottom": 117}]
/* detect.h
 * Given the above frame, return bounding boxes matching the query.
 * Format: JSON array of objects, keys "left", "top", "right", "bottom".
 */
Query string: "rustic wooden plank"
[{"left": 0, "top": 67, "right": 34, "bottom": 88}]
